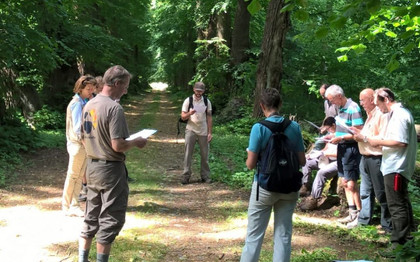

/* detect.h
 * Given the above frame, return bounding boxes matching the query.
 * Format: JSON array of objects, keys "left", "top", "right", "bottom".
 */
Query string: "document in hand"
[
  {"left": 335, "top": 117, "right": 354, "bottom": 134},
  {"left": 126, "top": 129, "right": 157, "bottom": 141}
]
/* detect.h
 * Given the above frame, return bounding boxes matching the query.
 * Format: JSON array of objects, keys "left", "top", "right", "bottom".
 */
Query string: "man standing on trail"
[
  {"left": 326, "top": 85, "right": 363, "bottom": 225},
  {"left": 347, "top": 88, "right": 391, "bottom": 231},
  {"left": 366, "top": 88, "right": 416, "bottom": 257},
  {"left": 79, "top": 65, "right": 147, "bottom": 262},
  {"left": 180, "top": 81, "right": 213, "bottom": 184}
]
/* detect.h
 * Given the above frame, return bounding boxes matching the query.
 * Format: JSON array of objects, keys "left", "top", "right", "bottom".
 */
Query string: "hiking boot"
[
  {"left": 299, "top": 183, "right": 311, "bottom": 197},
  {"left": 338, "top": 210, "right": 359, "bottom": 224},
  {"left": 346, "top": 215, "right": 360, "bottom": 229},
  {"left": 181, "top": 177, "right": 189, "bottom": 185},
  {"left": 300, "top": 196, "right": 319, "bottom": 211}
]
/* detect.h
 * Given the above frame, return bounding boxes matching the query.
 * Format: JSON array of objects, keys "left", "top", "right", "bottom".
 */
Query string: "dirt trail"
[{"left": 0, "top": 89, "right": 377, "bottom": 262}]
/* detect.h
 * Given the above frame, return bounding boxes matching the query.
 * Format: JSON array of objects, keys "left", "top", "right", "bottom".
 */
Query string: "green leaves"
[
  {"left": 247, "top": 0, "right": 262, "bottom": 15},
  {"left": 386, "top": 54, "right": 400, "bottom": 73}
]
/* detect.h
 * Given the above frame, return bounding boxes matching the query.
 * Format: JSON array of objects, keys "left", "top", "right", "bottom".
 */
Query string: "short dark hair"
[
  {"left": 260, "top": 88, "right": 282, "bottom": 110},
  {"left": 375, "top": 87, "right": 395, "bottom": 102}
]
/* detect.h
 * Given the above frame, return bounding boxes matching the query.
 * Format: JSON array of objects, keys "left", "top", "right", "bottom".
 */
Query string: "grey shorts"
[{"left": 80, "top": 159, "right": 128, "bottom": 244}]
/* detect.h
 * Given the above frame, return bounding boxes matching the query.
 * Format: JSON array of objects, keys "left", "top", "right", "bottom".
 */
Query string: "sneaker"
[
  {"left": 300, "top": 196, "right": 319, "bottom": 211},
  {"left": 338, "top": 210, "right": 359, "bottom": 224},
  {"left": 65, "top": 207, "right": 85, "bottom": 217},
  {"left": 346, "top": 216, "right": 360, "bottom": 229}
]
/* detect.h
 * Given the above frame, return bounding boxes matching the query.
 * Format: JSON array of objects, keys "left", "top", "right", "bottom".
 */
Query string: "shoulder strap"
[
  {"left": 259, "top": 118, "right": 291, "bottom": 133},
  {"left": 188, "top": 96, "right": 193, "bottom": 110}
]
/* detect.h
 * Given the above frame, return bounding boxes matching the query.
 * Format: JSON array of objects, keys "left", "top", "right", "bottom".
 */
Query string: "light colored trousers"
[
  {"left": 241, "top": 181, "right": 298, "bottom": 262},
  {"left": 182, "top": 130, "right": 210, "bottom": 180},
  {"left": 62, "top": 141, "right": 86, "bottom": 209}
]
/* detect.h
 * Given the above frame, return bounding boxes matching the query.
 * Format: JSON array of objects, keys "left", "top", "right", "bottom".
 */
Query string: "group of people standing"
[
  {"left": 63, "top": 68, "right": 416, "bottom": 262},
  {"left": 299, "top": 84, "right": 417, "bottom": 258}
]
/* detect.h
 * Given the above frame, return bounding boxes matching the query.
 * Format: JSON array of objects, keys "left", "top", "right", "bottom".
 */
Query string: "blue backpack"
[{"left": 256, "top": 119, "right": 303, "bottom": 200}]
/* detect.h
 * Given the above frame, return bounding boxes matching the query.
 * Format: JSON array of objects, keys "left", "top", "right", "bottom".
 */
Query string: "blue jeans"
[{"left": 240, "top": 182, "right": 297, "bottom": 262}]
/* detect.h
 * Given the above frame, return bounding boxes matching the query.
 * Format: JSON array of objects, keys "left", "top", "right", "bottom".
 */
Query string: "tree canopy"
[{"left": 0, "top": 0, "right": 419, "bottom": 125}]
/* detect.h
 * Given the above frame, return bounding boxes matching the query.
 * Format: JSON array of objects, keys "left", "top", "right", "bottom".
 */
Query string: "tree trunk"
[
  {"left": 253, "top": 0, "right": 290, "bottom": 117},
  {"left": 231, "top": 0, "right": 251, "bottom": 65}
]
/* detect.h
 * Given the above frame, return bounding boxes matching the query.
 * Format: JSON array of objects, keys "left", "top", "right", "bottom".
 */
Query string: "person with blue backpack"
[{"left": 240, "top": 88, "right": 306, "bottom": 262}]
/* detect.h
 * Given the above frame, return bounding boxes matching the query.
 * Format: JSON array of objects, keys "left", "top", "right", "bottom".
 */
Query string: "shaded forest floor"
[{"left": 0, "top": 89, "right": 392, "bottom": 261}]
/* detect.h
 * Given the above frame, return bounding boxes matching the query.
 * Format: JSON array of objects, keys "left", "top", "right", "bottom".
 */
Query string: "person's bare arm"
[
  {"left": 181, "top": 109, "right": 196, "bottom": 121},
  {"left": 368, "top": 138, "right": 407, "bottom": 148},
  {"left": 297, "top": 151, "right": 306, "bottom": 166},
  {"left": 207, "top": 113, "right": 213, "bottom": 142},
  {"left": 111, "top": 137, "right": 147, "bottom": 153},
  {"left": 246, "top": 150, "right": 258, "bottom": 170}
]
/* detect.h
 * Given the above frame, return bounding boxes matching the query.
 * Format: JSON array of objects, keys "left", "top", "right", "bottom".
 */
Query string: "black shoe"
[{"left": 181, "top": 177, "right": 189, "bottom": 185}]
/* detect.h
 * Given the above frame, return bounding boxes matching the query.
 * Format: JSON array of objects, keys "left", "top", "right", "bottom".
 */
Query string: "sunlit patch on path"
[{"left": 150, "top": 82, "right": 168, "bottom": 91}]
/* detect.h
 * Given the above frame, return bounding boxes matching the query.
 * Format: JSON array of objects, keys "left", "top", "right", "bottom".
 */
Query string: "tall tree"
[
  {"left": 231, "top": 0, "right": 251, "bottom": 65},
  {"left": 253, "top": 0, "right": 290, "bottom": 117}
]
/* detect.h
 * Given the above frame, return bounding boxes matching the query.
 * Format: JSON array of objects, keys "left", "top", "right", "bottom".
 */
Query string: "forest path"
[{"left": 0, "top": 89, "right": 382, "bottom": 261}]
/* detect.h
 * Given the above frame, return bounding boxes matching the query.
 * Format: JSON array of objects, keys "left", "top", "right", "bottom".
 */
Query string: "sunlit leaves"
[{"left": 247, "top": 0, "right": 262, "bottom": 15}]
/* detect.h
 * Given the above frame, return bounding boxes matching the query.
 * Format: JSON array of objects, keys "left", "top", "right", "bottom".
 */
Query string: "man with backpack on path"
[
  {"left": 240, "top": 88, "right": 306, "bottom": 262},
  {"left": 180, "top": 82, "right": 213, "bottom": 184}
]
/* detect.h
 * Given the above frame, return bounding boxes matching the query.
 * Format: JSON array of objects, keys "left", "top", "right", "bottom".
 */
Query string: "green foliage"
[
  {"left": 32, "top": 105, "right": 65, "bottom": 130},
  {"left": 208, "top": 132, "right": 251, "bottom": 187},
  {"left": 292, "top": 247, "right": 338, "bottom": 262},
  {"left": 214, "top": 117, "right": 259, "bottom": 136},
  {"left": 0, "top": 119, "right": 65, "bottom": 187}
]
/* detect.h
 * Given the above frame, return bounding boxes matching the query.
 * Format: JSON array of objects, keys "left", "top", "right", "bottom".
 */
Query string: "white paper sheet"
[{"left": 126, "top": 129, "right": 157, "bottom": 141}]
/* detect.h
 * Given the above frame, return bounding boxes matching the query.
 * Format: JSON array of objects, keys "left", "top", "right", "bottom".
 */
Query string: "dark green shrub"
[{"left": 32, "top": 105, "right": 65, "bottom": 130}]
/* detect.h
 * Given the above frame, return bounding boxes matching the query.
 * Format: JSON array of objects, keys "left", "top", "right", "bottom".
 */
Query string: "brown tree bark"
[
  {"left": 253, "top": 0, "right": 290, "bottom": 117},
  {"left": 231, "top": 0, "right": 251, "bottom": 65}
]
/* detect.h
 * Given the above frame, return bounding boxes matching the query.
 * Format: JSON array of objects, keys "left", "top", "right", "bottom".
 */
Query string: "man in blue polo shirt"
[{"left": 326, "top": 85, "right": 363, "bottom": 225}]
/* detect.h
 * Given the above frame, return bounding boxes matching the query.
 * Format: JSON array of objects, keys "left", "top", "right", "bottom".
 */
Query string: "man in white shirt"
[{"left": 180, "top": 82, "right": 213, "bottom": 184}]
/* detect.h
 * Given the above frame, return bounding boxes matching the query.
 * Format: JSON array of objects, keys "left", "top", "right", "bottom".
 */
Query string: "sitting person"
[
  {"left": 299, "top": 117, "right": 339, "bottom": 210},
  {"left": 300, "top": 117, "right": 337, "bottom": 195}
]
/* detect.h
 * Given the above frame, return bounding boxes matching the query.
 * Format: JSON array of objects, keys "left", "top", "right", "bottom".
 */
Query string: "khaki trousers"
[
  {"left": 182, "top": 130, "right": 210, "bottom": 180},
  {"left": 62, "top": 142, "right": 86, "bottom": 209}
]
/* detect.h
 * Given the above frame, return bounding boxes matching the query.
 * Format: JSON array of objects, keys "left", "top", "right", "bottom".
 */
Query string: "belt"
[
  {"left": 90, "top": 159, "right": 122, "bottom": 163},
  {"left": 363, "top": 155, "right": 382, "bottom": 158}
]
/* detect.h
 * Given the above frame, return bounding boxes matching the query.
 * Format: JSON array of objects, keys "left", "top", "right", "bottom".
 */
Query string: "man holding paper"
[
  {"left": 326, "top": 85, "right": 363, "bottom": 225},
  {"left": 180, "top": 81, "right": 213, "bottom": 184},
  {"left": 79, "top": 65, "right": 147, "bottom": 262}
]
